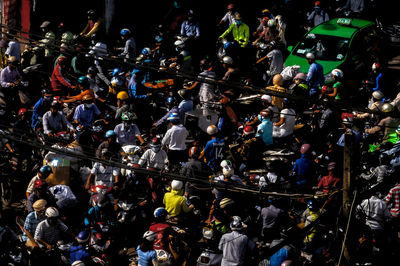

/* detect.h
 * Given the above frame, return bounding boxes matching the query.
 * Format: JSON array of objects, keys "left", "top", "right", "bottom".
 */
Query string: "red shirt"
[
  {"left": 149, "top": 222, "right": 171, "bottom": 250},
  {"left": 51, "top": 64, "right": 73, "bottom": 92},
  {"left": 318, "top": 173, "right": 340, "bottom": 193}
]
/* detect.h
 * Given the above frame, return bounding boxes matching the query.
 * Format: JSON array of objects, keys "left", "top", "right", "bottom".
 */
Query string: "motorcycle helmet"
[
  {"left": 243, "top": 126, "right": 255, "bottom": 135},
  {"left": 372, "top": 90, "right": 384, "bottom": 100},
  {"left": 57, "top": 56, "right": 67, "bottom": 65},
  {"left": 117, "top": 91, "right": 129, "bottom": 101},
  {"left": 294, "top": 72, "right": 307, "bottom": 81},
  {"left": 300, "top": 144, "right": 312, "bottom": 154},
  {"left": 77, "top": 231, "right": 90, "bottom": 243},
  {"left": 167, "top": 112, "right": 180, "bottom": 124},
  {"left": 222, "top": 165, "right": 234, "bottom": 177},
  {"left": 112, "top": 67, "right": 123, "bottom": 77},
  {"left": 105, "top": 130, "right": 116, "bottom": 138},
  {"left": 18, "top": 108, "right": 27, "bottom": 116},
  {"left": 45, "top": 206, "right": 59, "bottom": 218},
  {"left": 166, "top": 96, "right": 176, "bottom": 105},
  {"left": 150, "top": 137, "right": 161, "bottom": 148},
  {"left": 342, "top": 116, "right": 353, "bottom": 126},
  {"left": 143, "top": 230, "right": 157, "bottom": 241},
  {"left": 267, "top": 19, "right": 276, "bottom": 27},
  {"left": 220, "top": 160, "right": 232, "bottom": 169},
  {"left": 121, "top": 111, "right": 136, "bottom": 121},
  {"left": 382, "top": 103, "right": 394, "bottom": 113},
  {"left": 261, "top": 94, "right": 272, "bottom": 103},
  {"left": 219, "top": 197, "right": 234, "bottom": 209},
  {"left": 40, "top": 165, "right": 53, "bottom": 176},
  {"left": 230, "top": 216, "right": 244, "bottom": 231},
  {"left": 171, "top": 180, "right": 183, "bottom": 191},
  {"left": 34, "top": 179, "right": 48, "bottom": 190},
  {"left": 331, "top": 69, "right": 343, "bottom": 79},
  {"left": 33, "top": 199, "right": 47, "bottom": 212},
  {"left": 141, "top": 47, "right": 151, "bottom": 56},
  {"left": 120, "top": 28, "right": 131, "bottom": 36},
  {"left": 154, "top": 207, "right": 168, "bottom": 219},
  {"left": 72, "top": 261, "right": 85, "bottom": 266},
  {"left": 222, "top": 56, "right": 233, "bottom": 65},
  {"left": 206, "top": 125, "right": 218, "bottom": 135},
  {"left": 306, "top": 52, "right": 315, "bottom": 60},
  {"left": 372, "top": 62, "right": 380, "bottom": 72}
]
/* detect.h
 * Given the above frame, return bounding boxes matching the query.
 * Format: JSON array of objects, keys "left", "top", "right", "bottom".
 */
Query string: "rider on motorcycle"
[
  {"left": 42, "top": 100, "right": 75, "bottom": 137},
  {"left": 138, "top": 137, "right": 168, "bottom": 171}
]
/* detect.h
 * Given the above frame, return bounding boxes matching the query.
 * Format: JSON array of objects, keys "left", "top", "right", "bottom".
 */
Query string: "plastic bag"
[{"left": 280, "top": 65, "right": 300, "bottom": 81}]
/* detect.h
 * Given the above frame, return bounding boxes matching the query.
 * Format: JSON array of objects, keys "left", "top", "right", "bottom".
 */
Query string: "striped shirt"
[
  {"left": 385, "top": 184, "right": 400, "bottom": 217},
  {"left": 23, "top": 211, "right": 45, "bottom": 242},
  {"left": 34, "top": 219, "right": 68, "bottom": 245}
]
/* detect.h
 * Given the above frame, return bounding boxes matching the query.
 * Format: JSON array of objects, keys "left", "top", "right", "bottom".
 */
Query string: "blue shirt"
[
  {"left": 178, "top": 99, "right": 193, "bottom": 113},
  {"left": 306, "top": 62, "right": 324, "bottom": 89},
  {"left": 70, "top": 245, "right": 90, "bottom": 264},
  {"left": 256, "top": 118, "right": 273, "bottom": 146},
  {"left": 137, "top": 245, "right": 157, "bottom": 266},
  {"left": 128, "top": 74, "right": 148, "bottom": 99},
  {"left": 293, "top": 154, "right": 314, "bottom": 184},
  {"left": 23, "top": 211, "right": 45, "bottom": 241},
  {"left": 32, "top": 98, "right": 46, "bottom": 128},
  {"left": 73, "top": 104, "right": 101, "bottom": 127},
  {"left": 203, "top": 137, "right": 225, "bottom": 170},
  {"left": 180, "top": 21, "right": 200, "bottom": 37}
]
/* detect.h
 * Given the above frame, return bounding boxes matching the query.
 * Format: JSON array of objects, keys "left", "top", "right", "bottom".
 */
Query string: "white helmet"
[
  {"left": 220, "top": 159, "right": 232, "bottom": 168},
  {"left": 222, "top": 165, "right": 234, "bottom": 177},
  {"left": 261, "top": 94, "right": 272, "bottom": 103},
  {"left": 207, "top": 125, "right": 218, "bottom": 135},
  {"left": 71, "top": 261, "right": 85, "bottom": 266},
  {"left": 267, "top": 19, "right": 276, "bottom": 27},
  {"left": 222, "top": 56, "right": 233, "bottom": 65},
  {"left": 143, "top": 230, "right": 157, "bottom": 241},
  {"left": 174, "top": 39, "right": 185, "bottom": 48},
  {"left": 171, "top": 180, "right": 183, "bottom": 191},
  {"left": 45, "top": 206, "right": 59, "bottom": 218},
  {"left": 156, "top": 249, "right": 173, "bottom": 265},
  {"left": 372, "top": 90, "right": 384, "bottom": 100},
  {"left": 305, "top": 52, "right": 315, "bottom": 60},
  {"left": 331, "top": 69, "right": 343, "bottom": 79}
]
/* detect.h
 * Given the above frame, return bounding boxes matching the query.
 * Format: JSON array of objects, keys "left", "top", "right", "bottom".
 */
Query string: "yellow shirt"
[{"left": 163, "top": 189, "right": 190, "bottom": 217}]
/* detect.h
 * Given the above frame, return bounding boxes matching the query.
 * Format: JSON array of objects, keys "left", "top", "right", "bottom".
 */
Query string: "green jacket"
[{"left": 220, "top": 23, "right": 250, "bottom": 48}]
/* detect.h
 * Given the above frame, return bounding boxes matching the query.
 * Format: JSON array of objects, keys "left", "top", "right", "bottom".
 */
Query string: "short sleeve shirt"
[
  {"left": 34, "top": 219, "right": 68, "bottom": 245},
  {"left": 73, "top": 104, "right": 101, "bottom": 127},
  {"left": 91, "top": 162, "right": 120, "bottom": 187}
]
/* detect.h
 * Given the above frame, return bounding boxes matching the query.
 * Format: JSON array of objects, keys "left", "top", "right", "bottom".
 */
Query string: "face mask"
[
  {"left": 47, "top": 218, "right": 57, "bottom": 226},
  {"left": 258, "top": 114, "right": 263, "bottom": 121},
  {"left": 236, "top": 20, "right": 242, "bottom": 26},
  {"left": 151, "top": 147, "right": 160, "bottom": 153},
  {"left": 85, "top": 103, "right": 93, "bottom": 109}
]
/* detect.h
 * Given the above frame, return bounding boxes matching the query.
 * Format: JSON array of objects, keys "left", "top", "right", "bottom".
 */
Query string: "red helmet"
[
  {"left": 243, "top": 126, "right": 255, "bottom": 135},
  {"left": 34, "top": 179, "right": 47, "bottom": 189},
  {"left": 57, "top": 56, "right": 67, "bottom": 65},
  {"left": 18, "top": 108, "right": 27, "bottom": 115},
  {"left": 227, "top": 3, "right": 234, "bottom": 10},
  {"left": 300, "top": 144, "right": 311, "bottom": 154}
]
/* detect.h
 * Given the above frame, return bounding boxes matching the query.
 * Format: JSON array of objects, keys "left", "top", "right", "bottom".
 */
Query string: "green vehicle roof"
[{"left": 310, "top": 18, "right": 375, "bottom": 38}]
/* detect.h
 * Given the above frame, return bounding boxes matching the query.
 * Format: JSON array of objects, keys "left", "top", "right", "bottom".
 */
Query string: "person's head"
[
  {"left": 150, "top": 137, "right": 161, "bottom": 153},
  {"left": 187, "top": 9, "right": 195, "bottom": 22},
  {"left": 327, "top": 162, "right": 336, "bottom": 172},
  {"left": 87, "top": 9, "right": 97, "bottom": 21},
  {"left": 117, "top": 91, "right": 129, "bottom": 107},
  {"left": 40, "top": 21, "right": 51, "bottom": 33},
  {"left": 50, "top": 100, "right": 61, "bottom": 115},
  {"left": 120, "top": 28, "right": 131, "bottom": 40},
  {"left": 18, "top": 108, "right": 27, "bottom": 120},
  {"left": 221, "top": 159, "right": 234, "bottom": 177},
  {"left": 76, "top": 230, "right": 90, "bottom": 245},
  {"left": 331, "top": 69, "right": 343, "bottom": 81},
  {"left": 121, "top": 111, "right": 137, "bottom": 125},
  {"left": 207, "top": 125, "right": 218, "bottom": 137},
  {"left": 219, "top": 197, "right": 234, "bottom": 210},
  {"left": 57, "top": 55, "right": 67, "bottom": 67},
  {"left": 199, "top": 58, "right": 211, "bottom": 72},
  {"left": 71, "top": 261, "right": 85, "bottom": 266},
  {"left": 105, "top": 130, "right": 116, "bottom": 143},
  {"left": 91, "top": 193, "right": 109, "bottom": 208},
  {"left": 7, "top": 56, "right": 18, "bottom": 69},
  {"left": 77, "top": 76, "right": 90, "bottom": 91},
  {"left": 34, "top": 179, "right": 48, "bottom": 195},
  {"left": 258, "top": 108, "right": 271, "bottom": 121},
  {"left": 372, "top": 62, "right": 380, "bottom": 74},
  {"left": 87, "top": 66, "right": 97, "bottom": 77},
  {"left": 227, "top": 3, "right": 234, "bottom": 12},
  {"left": 222, "top": 56, "right": 233, "bottom": 67},
  {"left": 39, "top": 165, "right": 53, "bottom": 179},
  {"left": 82, "top": 94, "right": 94, "bottom": 109},
  {"left": 261, "top": 94, "right": 272, "bottom": 107},
  {"left": 293, "top": 72, "right": 307, "bottom": 84},
  {"left": 382, "top": 103, "right": 394, "bottom": 115},
  {"left": 306, "top": 52, "right": 315, "bottom": 64},
  {"left": 372, "top": 90, "right": 384, "bottom": 102},
  {"left": 341, "top": 116, "right": 353, "bottom": 129},
  {"left": 141, "top": 231, "right": 157, "bottom": 251},
  {"left": 178, "top": 89, "right": 189, "bottom": 100},
  {"left": 230, "top": 216, "right": 245, "bottom": 231},
  {"left": 300, "top": 143, "right": 312, "bottom": 156},
  {"left": 235, "top": 13, "right": 242, "bottom": 26},
  {"left": 167, "top": 112, "right": 180, "bottom": 125},
  {"left": 188, "top": 145, "right": 200, "bottom": 159},
  {"left": 166, "top": 96, "right": 176, "bottom": 108},
  {"left": 153, "top": 207, "right": 168, "bottom": 222},
  {"left": 33, "top": 199, "right": 47, "bottom": 217},
  {"left": 171, "top": 180, "right": 183, "bottom": 191},
  {"left": 272, "top": 74, "right": 284, "bottom": 86},
  {"left": 45, "top": 206, "right": 59, "bottom": 225}
]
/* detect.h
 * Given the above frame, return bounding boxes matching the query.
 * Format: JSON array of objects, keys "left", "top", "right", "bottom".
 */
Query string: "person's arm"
[
  {"left": 219, "top": 24, "right": 233, "bottom": 39},
  {"left": 243, "top": 24, "right": 250, "bottom": 47},
  {"left": 365, "top": 118, "right": 385, "bottom": 134},
  {"left": 61, "top": 114, "right": 75, "bottom": 132},
  {"left": 137, "top": 134, "right": 145, "bottom": 144},
  {"left": 327, "top": 86, "right": 338, "bottom": 98},
  {"left": 54, "top": 66, "right": 73, "bottom": 89},
  {"left": 0, "top": 69, "right": 13, "bottom": 87},
  {"left": 274, "top": 116, "right": 285, "bottom": 127},
  {"left": 85, "top": 19, "right": 102, "bottom": 38},
  {"left": 42, "top": 114, "right": 51, "bottom": 135},
  {"left": 85, "top": 172, "right": 95, "bottom": 190}
]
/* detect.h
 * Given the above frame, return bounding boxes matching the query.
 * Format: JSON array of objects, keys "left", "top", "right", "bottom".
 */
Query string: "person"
[
  {"left": 337, "top": 0, "right": 364, "bottom": 16},
  {"left": 12, "top": 108, "right": 32, "bottom": 137},
  {"left": 85, "top": 148, "right": 121, "bottom": 192},
  {"left": 114, "top": 111, "right": 145, "bottom": 146},
  {"left": 80, "top": 9, "right": 104, "bottom": 40},
  {"left": 5, "top": 31, "right": 21, "bottom": 62},
  {"left": 96, "top": 130, "right": 123, "bottom": 159},
  {"left": 42, "top": 100, "right": 75, "bottom": 136},
  {"left": 246, "top": 95, "right": 280, "bottom": 127},
  {"left": 180, "top": 9, "right": 200, "bottom": 40},
  {"left": 163, "top": 180, "right": 193, "bottom": 218},
  {"left": 359, "top": 153, "right": 395, "bottom": 186},
  {"left": 300, "top": 199, "right": 320, "bottom": 245},
  {"left": 51, "top": 55, "right": 75, "bottom": 96},
  {"left": 137, "top": 231, "right": 158, "bottom": 266},
  {"left": 23, "top": 199, "right": 47, "bottom": 248},
  {"left": 73, "top": 94, "right": 102, "bottom": 129},
  {"left": 0, "top": 56, "right": 22, "bottom": 88},
  {"left": 268, "top": 74, "right": 288, "bottom": 110},
  {"left": 34, "top": 207, "right": 73, "bottom": 249},
  {"left": 38, "top": 21, "right": 55, "bottom": 58},
  {"left": 213, "top": 160, "right": 244, "bottom": 205},
  {"left": 259, "top": 198, "right": 287, "bottom": 243},
  {"left": 32, "top": 89, "right": 53, "bottom": 130},
  {"left": 305, "top": 52, "right": 324, "bottom": 98},
  {"left": 199, "top": 125, "right": 226, "bottom": 171},
  {"left": 218, "top": 3, "right": 238, "bottom": 27},
  {"left": 70, "top": 231, "right": 90, "bottom": 265},
  {"left": 26, "top": 165, "right": 53, "bottom": 198},
  {"left": 26, "top": 179, "right": 57, "bottom": 213},
  {"left": 218, "top": 216, "right": 255, "bottom": 265},
  {"left": 292, "top": 143, "right": 317, "bottom": 186},
  {"left": 256, "top": 109, "right": 273, "bottom": 147},
  {"left": 161, "top": 113, "right": 189, "bottom": 166},
  {"left": 327, "top": 69, "right": 344, "bottom": 100},
  {"left": 257, "top": 41, "right": 284, "bottom": 85},
  {"left": 58, "top": 22, "right": 73, "bottom": 45},
  {"left": 253, "top": 18, "right": 279, "bottom": 46},
  {"left": 220, "top": 56, "right": 241, "bottom": 83},
  {"left": 306, "top": 1, "right": 329, "bottom": 28},
  {"left": 273, "top": 99, "right": 296, "bottom": 140},
  {"left": 365, "top": 103, "right": 400, "bottom": 143},
  {"left": 177, "top": 89, "right": 193, "bottom": 113},
  {"left": 116, "top": 28, "right": 136, "bottom": 60},
  {"left": 149, "top": 207, "right": 174, "bottom": 251},
  {"left": 385, "top": 182, "right": 400, "bottom": 220},
  {"left": 218, "top": 13, "right": 250, "bottom": 48},
  {"left": 317, "top": 162, "right": 341, "bottom": 193},
  {"left": 357, "top": 90, "right": 384, "bottom": 120},
  {"left": 138, "top": 137, "right": 169, "bottom": 171}
]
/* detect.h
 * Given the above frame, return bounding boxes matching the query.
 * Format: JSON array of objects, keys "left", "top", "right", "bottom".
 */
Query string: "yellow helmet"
[{"left": 117, "top": 91, "right": 129, "bottom": 101}]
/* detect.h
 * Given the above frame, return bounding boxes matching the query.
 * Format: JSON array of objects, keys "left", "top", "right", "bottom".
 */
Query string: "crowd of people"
[{"left": 1, "top": 1, "right": 400, "bottom": 265}]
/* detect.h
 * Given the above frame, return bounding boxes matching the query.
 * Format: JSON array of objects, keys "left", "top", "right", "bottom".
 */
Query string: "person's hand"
[
  {"left": 46, "top": 243, "right": 52, "bottom": 250},
  {"left": 189, "top": 204, "right": 194, "bottom": 209},
  {"left": 113, "top": 185, "right": 119, "bottom": 191}
]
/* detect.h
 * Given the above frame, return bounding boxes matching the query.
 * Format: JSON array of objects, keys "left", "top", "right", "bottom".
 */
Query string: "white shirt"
[
  {"left": 91, "top": 162, "right": 120, "bottom": 187},
  {"left": 356, "top": 196, "right": 391, "bottom": 231},
  {"left": 138, "top": 149, "right": 168, "bottom": 170},
  {"left": 162, "top": 124, "right": 188, "bottom": 151},
  {"left": 273, "top": 108, "right": 296, "bottom": 138}
]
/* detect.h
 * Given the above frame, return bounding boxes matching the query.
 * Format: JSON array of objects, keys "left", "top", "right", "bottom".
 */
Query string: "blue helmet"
[
  {"left": 77, "top": 231, "right": 90, "bottom": 243},
  {"left": 167, "top": 112, "right": 180, "bottom": 123},
  {"left": 223, "top": 41, "right": 233, "bottom": 50},
  {"left": 153, "top": 207, "right": 168, "bottom": 219},
  {"left": 39, "top": 165, "right": 53, "bottom": 176},
  {"left": 141, "top": 47, "right": 151, "bottom": 56},
  {"left": 105, "top": 130, "right": 116, "bottom": 138},
  {"left": 120, "top": 28, "right": 131, "bottom": 36},
  {"left": 166, "top": 96, "right": 176, "bottom": 105},
  {"left": 112, "top": 67, "right": 123, "bottom": 77}
]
